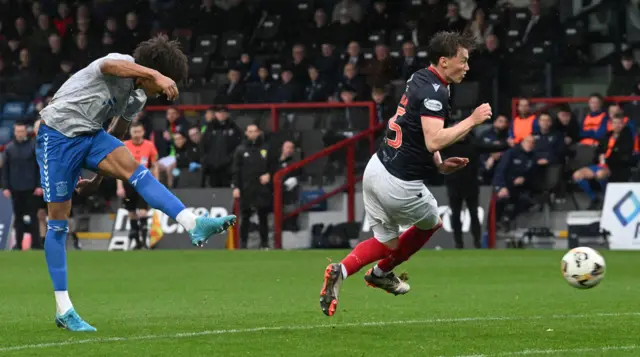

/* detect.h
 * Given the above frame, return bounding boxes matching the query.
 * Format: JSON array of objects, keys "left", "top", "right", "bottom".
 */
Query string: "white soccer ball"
[{"left": 561, "top": 247, "right": 606, "bottom": 289}]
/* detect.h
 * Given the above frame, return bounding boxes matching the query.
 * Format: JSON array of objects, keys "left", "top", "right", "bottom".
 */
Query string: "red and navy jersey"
[{"left": 377, "top": 66, "right": 451, "bottom": 181}]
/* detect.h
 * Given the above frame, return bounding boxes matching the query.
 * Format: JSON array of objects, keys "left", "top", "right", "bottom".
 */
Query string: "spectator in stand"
[
  {"left": 163, "top": 130, "right": 202, "bottom": 188},
  {"left": 466, "top": 7, "right": 493, "bottom": 46},
  {"left": 607, "top": 104, "right": 639, "bottom": 152},
  {"left": 400, "top": 15, "right": 428, "bottom": 48},
  {"left": 328, "top": 86, "right": 368, "bottom": 131},
  {"left": 442, "top": 2, "right": 467, "bottom": 33},
  {"left": 12, "top": 17, "right": 30, "bottom": 45},
  {"left": 332, "top": 0, "right": 364, "bottom": 23},
  {"left": 188, "top": 126, "right": 202, "bottom": 147},
  {"left": 72, "top": 33, "right": 96, "bottom": 70},
  {"left": 573, "top": 115, "right": 634, "bottom": 209},
  {"left": 271, "top": 69, "right": 301, "bottom": 103},
  {"left": 493, "top": 135, "right": 536, "bottom": 228},
  {"left": 29, "top": 14, "right": 55, "bottom": 53},
  {"left": 40, "top": 33, "right": 65, "bottom": 82},
  {"left": 316, "top": 43, "right": 340, "bottom": 83},
  {"left": 200, "top": 106, "right": 242, "bottom": 187},
  {"left": 335, "top": 62, "right": 368, "bottom": 100},
  {"left": 480, "top": 114, "right": 510, "bottom": 183},
  {"left": 579, "top": 93, "right": 609, "bottom": 147},
  {"left": 333, "top": 10, "right": 363, "bottom": 48},
  {"left": 341, "top": 41, "right": 365, "bottom": 72},
  {"left": 28, "top": 1, "right": 43, "bottom": 27},
  {"left": 367, "top": 0, "right": 393, "bottom": 35},
  {"left": 607, "top": 53, "right": 640, "bottom": 96},
  {"left": 467, "top": 33, "right": 503, "bottom": 106},
  {"left": 288, "top": 43, "right": 310, "bottom": 86},
  {"left": 306, "top": 8, "right": 333, "bottom": 49},
  {"left": 49, "top": 59, "right": 74, "bottom": 96},
  {"left": 554, "top": 105, "right": 580, "bottom": 151},
  {"left": 305, "top": 65, "right": 331, "bottom": 102},
  {"left": 155, "top": 107, "right": 188, "bottom": 187},
  {"left": 2, "top": 122, "right": 42, "bottom": 250},
  {"left": 363, "top": 43, "right": 396, "bottom": 87},
  {"left": 0, "top": 57, "right": 13, "bottom": 93},
  {"left": 397, "top": 41, "right": 422, "bottom": 81},
  {"left": 102, "top": 17, "right": 120, "bottom": 55},
  {"left": 269, "top": 140, "right": 301, "bottom": 231},
  {"left": 371, "top": 86, "right": 395, "bottom": 124},
  {"left": 237, "top": 53, "right": 258, "bottom": 81},
  {"left": 245, "top": 65, "right": 274, "bottom": 103},
  {"left": 121, "top": 12, "right": 148, "bottom": 54},
  {"left": 9, "top": 48, "right": 39, "bottom": 100},
  {"left": 215, "top": 67, "right": 245, "bottom": 104},
  {"left": 232, "top": 124, "right": 271, "bottom": 249},
  {"left": 53, "top": 2, "right": 73, "bottom": 38},
  {"left": 520, "top": 0, "right": 553, "bottom": 46},
  {"left": 532, "top": 113, "right": 564, "bottom": 196},
  {"left": 508, "top": 98, "right": 538, "bottom": 146}
]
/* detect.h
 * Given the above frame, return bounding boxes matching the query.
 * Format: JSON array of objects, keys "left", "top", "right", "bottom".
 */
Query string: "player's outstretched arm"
[
  {"left": 100, "top": 59, "right": 178, "bottom": 100},
  {"left": 421, "top": 103, "right": 493, "bottom": 153}
]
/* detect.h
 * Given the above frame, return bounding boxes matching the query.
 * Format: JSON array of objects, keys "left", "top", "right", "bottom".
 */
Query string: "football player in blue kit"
[{"left": 37, "top": 36, "right": 236, "bottom": 331}]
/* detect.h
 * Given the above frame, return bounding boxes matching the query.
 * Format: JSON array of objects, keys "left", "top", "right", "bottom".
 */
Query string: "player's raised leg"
[
  {"left": 88, "top": 133, "right": 236, "bottom": 246},
  {"left": 36, "top": 125, "right": 96, "bottom": 332}
]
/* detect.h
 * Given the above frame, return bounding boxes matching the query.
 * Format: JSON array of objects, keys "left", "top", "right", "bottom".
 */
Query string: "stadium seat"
[
  {"left": 188, "top": 53, "right": 211, "bottom": 78},
  {"left": 254, "top": 15, "right": 281, "bottom": 40},
  {"left": 1, "top": 102, "right": 25, "bottom": 120},
  {"left": 504, "top": 29, "right": 521, "bottom": 50},
  {"left": 38, "top": 83, "right": 52, "bottom": 98},
  {"left": 300, "top": 130, "right": 327, "bottom": 181},
  {"left": 508, "top": 9, "right": 530, "bottom": 33},
  {"left": 565, "top": 26, "right": 585, "bottom": 47},
  {"left": 0, "top": 127, "right": 10, "bottom": 143},
  {"left": 194, "top": 34, "right": 218, "bottom": 55},
  {"left": 220, "top": 32, "right": 244, "bottom": 59},
  {"left": 25, "top": 101, "right": 35, "bottom": 115},
  {"left": 367, "top": 31, "right": 386, "bottom": 47},
  {"left": 361, "top": 48, "right": 374, "bottom": 61},
  {"left": 390, "top": 30, "right": 406, "bottom": 49}
]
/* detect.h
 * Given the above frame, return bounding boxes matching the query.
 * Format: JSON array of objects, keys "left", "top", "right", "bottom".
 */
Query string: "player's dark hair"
[
  {"left": 133, "top": 35, "right": 188, "bottom": 85},
  {"left": 588, "top": 93, "right": 604, "bottom": 102},
  {"left": 426, "top": 31, "right": 476, "bottom": 66},
  {"left": 130, "top": 121, "right": 145, "bottom": 129}
]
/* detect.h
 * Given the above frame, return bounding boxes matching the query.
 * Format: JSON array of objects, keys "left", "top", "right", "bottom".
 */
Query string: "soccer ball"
[{"left": 561, "top": 247, "right": 606, "bottom": 289}]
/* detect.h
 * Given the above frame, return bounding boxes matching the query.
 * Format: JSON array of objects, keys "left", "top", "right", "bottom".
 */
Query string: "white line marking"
[
  {"left": 0, "top": 312, "right": 638, "bottom": 352},
  {"left": 450, "top": 344, "right": 640, "bottom": 357}
]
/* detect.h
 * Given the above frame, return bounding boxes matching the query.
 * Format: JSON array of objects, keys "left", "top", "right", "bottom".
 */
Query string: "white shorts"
[
  {"left": 363, "top": 154, "right": 440, "bottom": 242},
  {"left": 157, "top": 156, "right": 176, "bottom": 168}
]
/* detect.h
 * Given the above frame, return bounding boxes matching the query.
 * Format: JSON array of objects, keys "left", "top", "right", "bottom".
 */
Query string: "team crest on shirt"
[
  {"left": 424, "top": 98, "right": 443, "bottom": 111},
  {"left": 55, "top": 181, "right": 68, "bottom": 197},
  {"left": 260, "top": 149, "right": 267, "bottom": 158}
]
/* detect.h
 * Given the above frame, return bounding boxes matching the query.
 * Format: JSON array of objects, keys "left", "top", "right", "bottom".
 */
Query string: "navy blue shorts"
[{"left": 36, "top": 124, "right": 123, "bottom": 203}]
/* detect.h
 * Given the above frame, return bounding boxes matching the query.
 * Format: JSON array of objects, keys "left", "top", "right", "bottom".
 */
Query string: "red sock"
[
  {"left": 340, "top": 238, "right": 392, "bottom": 277},
  {"left": 377, "top": 223, "right": 442, "bottom": 273}
]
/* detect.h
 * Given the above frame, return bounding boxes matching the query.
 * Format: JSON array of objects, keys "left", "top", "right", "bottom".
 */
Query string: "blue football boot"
[
  {"left": 55, "top": 308, "right": 97, "bottom": 332},
  {"left": 189, "top": 214, "right": 237, "bottom": 247}
]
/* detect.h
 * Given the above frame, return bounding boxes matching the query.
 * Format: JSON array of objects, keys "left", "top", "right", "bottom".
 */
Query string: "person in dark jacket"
[
  {"left": 572, "top": 115, "right": 634, "bottom": 209},
  {"left": 442, "top": 125, "right": 509, "bottom": 249},
  {"left": 2, "top": 122, "right": 42, "bottom": 250},
  {"left": 493, "top": 135, "right": 536, "bottom": 226},
  {"left": 553, "top": 105, "right": 580, "bottom": 154},
  {"left": 479, "top": 115, "right": 509, "bottom": 184},
  {"left": 200, "top": 106, "right": 242, "bottom": 187},
  {"left": 269, "top": 140, "right": 301, "bottom": 231},
  {"left": 304, "top": 65, "right": 331, "bottom": 102},
  {"left": 532, "top": 113, "right": 564, "bottom": 195},
  {"left": 232, "top": 124, "right": 271, "bottom": 249}
]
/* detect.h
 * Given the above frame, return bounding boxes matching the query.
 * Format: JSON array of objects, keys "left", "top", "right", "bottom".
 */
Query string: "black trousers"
[
  {"left": 202, "top": 165, "right": 231, "bottom": 188},
  {"left": 11, "top": 190, "right": 41, "bottom": 249},
  {"left": 495, "top": 189, "right": 532, "bottom": 223},
  {"left": 240, "top": 207, "right": 269, "bottom": 249},
  {"left": 447, "top": 187, "right": 481, "bottom": 249}
]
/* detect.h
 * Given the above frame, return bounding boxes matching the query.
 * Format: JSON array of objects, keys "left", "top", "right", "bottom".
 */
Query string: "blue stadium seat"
[
  {"left": 38, "top": 83, "right": 53, "bottom": 98},
  {"left": 1, "top": 102, "right": 25, "bottom": 120},
  {"left": 0, "top": 127, "right": 11, "bottom": 144},
  {"left": 25, "top": 102, "right": 36, "bottom": 115}
]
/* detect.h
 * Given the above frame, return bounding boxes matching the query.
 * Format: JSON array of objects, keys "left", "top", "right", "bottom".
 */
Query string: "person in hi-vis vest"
[
  {"left": 579, "top": 93, "right": 609, "bottom": 146},
  {"left": 508, "top": 98, "right": 539, "bottom": 147}
]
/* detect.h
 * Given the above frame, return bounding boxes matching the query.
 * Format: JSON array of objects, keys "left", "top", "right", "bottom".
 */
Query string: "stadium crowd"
[{"left": 0, "top": 0, "right": 638, "bottom": 241}]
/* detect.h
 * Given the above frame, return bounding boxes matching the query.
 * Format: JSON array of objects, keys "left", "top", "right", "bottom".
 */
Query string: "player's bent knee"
[
  {"left": 415, "top": 215, "right": 441, "bottom": 231},
  {"left": 99, "top": 147, "right": 140, "bottom": 181},
  {"left": 47, "top": 201, "right": 72, "bottom": 221}
]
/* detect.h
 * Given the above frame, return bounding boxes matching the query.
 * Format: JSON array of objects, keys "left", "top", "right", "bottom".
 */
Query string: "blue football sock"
[
  {"left": 598, "top": 179, "right": 607, "bottom": 192},
  {"left": 129, "top": 165, "right": 185, "bottom": 220},
  {"left": 576, "top": 179, "right": 596, "bottom": 201},
  {"left": 45, "top": 220, "right": 68, "bottom": 291}
]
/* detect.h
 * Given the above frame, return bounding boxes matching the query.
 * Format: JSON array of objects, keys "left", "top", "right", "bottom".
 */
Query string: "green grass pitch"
[{"left": 0, "top": 249, "right": 639, "bottom": 356}]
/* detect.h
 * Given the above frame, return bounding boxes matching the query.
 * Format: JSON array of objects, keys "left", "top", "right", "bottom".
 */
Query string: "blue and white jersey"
[{"left": 40, "top": 53, "right": 147, "bottom": 137}]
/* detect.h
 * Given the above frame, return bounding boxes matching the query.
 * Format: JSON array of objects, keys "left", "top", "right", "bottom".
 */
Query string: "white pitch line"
[
  {"left": 451, "top": 344, "right": 640, "bottom": 357},
  {"left": 0, "top": 312, "right": 638, "bottom": 353}
]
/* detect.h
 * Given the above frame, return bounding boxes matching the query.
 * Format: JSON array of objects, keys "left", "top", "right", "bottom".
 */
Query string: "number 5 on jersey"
[{"left": 386, "top": 95, "right": 408, "bottom": 149}]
